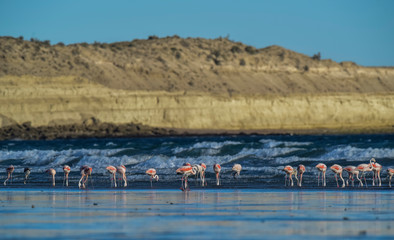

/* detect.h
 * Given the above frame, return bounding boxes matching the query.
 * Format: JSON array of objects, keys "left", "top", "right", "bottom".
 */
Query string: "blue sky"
[{"left": 1, "top": 0, "right": 393, "bottom": 66}]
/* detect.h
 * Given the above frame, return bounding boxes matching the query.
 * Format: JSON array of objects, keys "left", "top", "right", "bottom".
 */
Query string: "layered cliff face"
[{"left": 0, "top": 36, "right": 394, "bottom": 139}]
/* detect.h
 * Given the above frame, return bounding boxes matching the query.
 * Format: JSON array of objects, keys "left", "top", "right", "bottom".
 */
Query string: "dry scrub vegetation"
[{"left": 1, "top": 35, "right": 394, "bottom": 96}]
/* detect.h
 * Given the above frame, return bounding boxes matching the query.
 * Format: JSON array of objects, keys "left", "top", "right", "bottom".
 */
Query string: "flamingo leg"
[
  {"left": 317, "top": 172, "right": 320, "bottom": 186},
  {"left": 284, "top": 174, "right": 287, "bottom": 186},
  {"left": 340, "top": 173, "right": 345, "bottom": 188},
  {"left": 52, "top": 175, "right": 55, "bottom": 187},
  {"left": 335, "top": 174, "right": 339, "bottom": 188},
  {"left": 378, "top": 171, "right": 381, "bottom": 187},
  {"left": 181, "top": 176, "right": 185, "bottom": 190},
  {"left": 372, "top": 171, "right": 376, "bottom": 186},
  {"left": 185, "top": 177, "right": 188, "bottom": 190},
  {"left": 4, "top": 173, "right": 10, "bottom": 186},
  {"left": 363, "top": 172, "right": 368, "bottom": 188},
  {"left": 299, "top": 174, "right": 303, "bottom": 187},
  {"left": 78, "top": 175, "right": 84, "bottom": 188},
  {"left": 351, "top": 176, "right": 354, "bottom": 187},
  {"left": 123, "top": 174, "right": 127, "bottom": 187},
  {"left": 389, "top": 175, "right": 392, "bottom": 188},
  {"left": 83, "top": 175, "right": 89, "bottom": 188}
]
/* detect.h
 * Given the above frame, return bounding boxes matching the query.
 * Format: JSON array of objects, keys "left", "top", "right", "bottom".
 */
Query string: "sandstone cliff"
[{"left": 1, "top": 36, "right": 394, "bottom": 139}]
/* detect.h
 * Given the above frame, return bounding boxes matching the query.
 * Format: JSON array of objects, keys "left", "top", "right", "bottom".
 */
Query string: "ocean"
[
  {"left": 1, "top": 135, "right": 394, "bottom": 239},
  {"left": 1, "top": 134, "right": 394, "bottom": 189}
]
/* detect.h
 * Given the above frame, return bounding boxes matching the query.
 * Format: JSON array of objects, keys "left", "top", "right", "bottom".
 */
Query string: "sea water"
[
  {"left": 0, "top": 135, "right": 394, "bottom": 189},
  {"left": 1, "top": 135, "right": 394, "bottom": 239}
]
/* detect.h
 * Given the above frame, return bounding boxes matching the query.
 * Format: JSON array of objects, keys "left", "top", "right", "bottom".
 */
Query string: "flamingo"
[
  {"left": 200, "top": 163, "right": 207, "bottom": 186},
  {"left": 176, "top": 165, "right": 196, "bottom": 191},
  {"left": 63, "top": 165, "right": 70, "bottom": 187},
  {"left": 46, "top": 168, "right": 56, "bottom": 187},
  {"left": 146, "top": 168, "right": 159, "bottom": 188},
  {"left": 283, "top": 165, "right": 298, "bottom": 187},
  {"left": 213, "top": 164, "right": 221, "bottom": 186},
  {"left": 343, "top": 166, "right": 362, "bottom": 187},
  {"left": 79, "top": 165, "right": 92, "bottom": 189},
  {"left": 232, "top": 164, "right": 242, "bottom": 179},
  {"left": 24, "top": 167, "right": 31, "bottom": 184},
  {"left": 370, "top": 158, "right": 382, "bottom": 187},
  {"left": 387, "top": 168, "right": 394, "bottom": 188},
  {"left": 3, "top": 165, "right": 14, "bottom": 186},
  {"left": 117, "top": 165, "right": 127, "bottom": 187},
  {"left": 297, "top": 164, "right": 306, "bottom": 187},
  {"left": 106, "top": 166, "right": 117, "bottom": 188},
  {"left": 330, "top": 164, "right": 345, "bottom": 188},
  {"left": 357, "top": 162, "right": 372, "bottom": 187},
  {"left": 316, "top": 163, "right": 327, "bottom": 187},
  {"left": 192, "top": 164, "right": 203, "bottom": 185}
]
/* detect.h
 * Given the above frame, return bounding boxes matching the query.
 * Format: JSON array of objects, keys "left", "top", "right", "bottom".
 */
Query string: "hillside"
[
  {"left": 1, "top": 36, "right": 394, "bottom": 139},
  {"left": 1, "top": 36, "right": 394, "bottom": 95}
]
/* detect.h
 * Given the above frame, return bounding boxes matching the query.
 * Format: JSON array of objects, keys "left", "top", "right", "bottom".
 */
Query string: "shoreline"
[{"left": 1, "top": 123, "right": 394, "bottom": 140}]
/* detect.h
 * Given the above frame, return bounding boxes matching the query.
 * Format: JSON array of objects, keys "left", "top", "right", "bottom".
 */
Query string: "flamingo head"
[{"left": 153, "top": 175, "right": 159, "bottom": 181}]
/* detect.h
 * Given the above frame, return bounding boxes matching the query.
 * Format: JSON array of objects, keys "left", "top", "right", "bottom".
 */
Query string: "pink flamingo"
[
  {"left": 232, "top": 164, "right": 242, "bottom": 179},
  {"left": 283, "top": 165, "right": 298, "bottom": 187},
  {"left": 106, "top": 166, "right": 117, "bottom": 187},
  {"left": 316, "top": 163, "right": 327, "bottom": 187},
  {"left": 3, "top": 165, "right": 14, "bottom": 186},
  {"left": 117, "top": 165, "right": 127, "bottom": 187},
  {"left": 213, "top": 164, "right": 221, "bottom": 186},
  {"left": 297, "top": 164, "right": 306, "bottom": 187},
  {"left": 357, "top": 162, "right": 372, "bottom": 187},
  {"left": 387, "top": 168, "right": 394, "bottom": 188},
  {"left": 200, "top": 163, "right": 207, "bottom": 186},
  {"left": 343, "top": 166, "right": 362, "bottom": 187},
  {"left": 146, "top": 168, "right": 159, "bottom": 188},
  {"left": 79, "top": 165, "right": 92, "bottom": 189},
  {"left": 24, "top": 167, "right": 31, "bottom": 184},
  {"left": 192, "top": 164, "right": 203, "bottom": 185},
  {"left": 176, "top": 165, "right": 196, "bottom": 191},
  {"left": 330, "top": 164, "right": 345, "bottom": 188},
  {"left": 370, "top": 158, "right": 382, "bottom": 187},
  {"left": 46, "top": 168, "right": 56, "bottom": 187},
  {"left": 63, "top": 165, "right": 71, "bottom": 187}
]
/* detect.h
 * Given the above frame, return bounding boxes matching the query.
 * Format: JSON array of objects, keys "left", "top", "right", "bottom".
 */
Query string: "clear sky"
[{"left": 1, "top": 0, "right": 393, "bottom": 66}]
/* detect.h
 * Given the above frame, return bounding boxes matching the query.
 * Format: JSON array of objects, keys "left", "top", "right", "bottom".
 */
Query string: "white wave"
[
  {"left": 319, "top": 146, "right": 394, "bottom": 161},
  {"left": 0, "top": 148, "right": 141, "bottom": 173},
  {"left": 237, "top": 147, "right": 302, "bottom": 158},
  {"left": 173, "top": 141, "right": 241, "bottom": 154},
  {"left": 105, "top": 142, "right": 117, "bottom": 147},
  {"left": 259, "top": 139, "right": 312, "bottom": 148}
]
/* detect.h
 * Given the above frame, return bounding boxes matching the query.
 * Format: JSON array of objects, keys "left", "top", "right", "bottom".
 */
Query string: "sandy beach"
[{"left": 0, "top": 189, "right": 393, "bottom": 239}]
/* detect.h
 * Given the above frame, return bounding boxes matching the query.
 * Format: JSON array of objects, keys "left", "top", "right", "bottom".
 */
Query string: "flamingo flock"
[
  {"left": 283, "top": 158, "right": 392, "bottom": 188},
  {"left": 2, "top": 157, "right": 394, "bottom": 190}
]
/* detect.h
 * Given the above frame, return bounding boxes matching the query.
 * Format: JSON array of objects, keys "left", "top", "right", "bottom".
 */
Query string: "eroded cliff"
[{"left": 1, "top": 36, "right": 394, "bottom": 139}]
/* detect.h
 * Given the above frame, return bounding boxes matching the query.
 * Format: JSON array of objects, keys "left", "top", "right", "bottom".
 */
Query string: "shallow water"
[
  {"left": 1, "top": 135, "right": 394, "bottom": 189},
  {"left": 0, "top": 189, "right": 393, "bottom": 239}
]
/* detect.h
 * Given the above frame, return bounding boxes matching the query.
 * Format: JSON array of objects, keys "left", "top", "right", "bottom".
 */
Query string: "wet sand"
[{"left": 0, "top": 189, "right": 393, "bottom": 239}]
